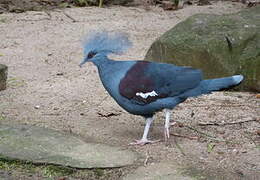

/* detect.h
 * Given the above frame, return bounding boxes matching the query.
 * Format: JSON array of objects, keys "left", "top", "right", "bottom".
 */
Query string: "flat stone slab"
[
  {"left": 0, "top": 124, "right": 138, "bottom": 168},
  {"left": 123, "top": 162, "right": 193, "bottom": 180}
]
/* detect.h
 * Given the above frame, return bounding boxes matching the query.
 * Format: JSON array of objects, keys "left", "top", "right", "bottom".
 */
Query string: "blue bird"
[{"left": 79, "top": 31, "right": 244, "bottom": 145}]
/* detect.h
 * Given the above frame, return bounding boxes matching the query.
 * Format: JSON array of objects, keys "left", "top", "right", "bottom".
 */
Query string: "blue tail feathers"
[
  {"left": 202, "top": 75, "right": 244, "bottom": 92},
  {"left": 232, "top": 75, "right": 244, "bottom": 85},
  {"left": 181, "top": 75, "right": 244, "bottom": 98}
]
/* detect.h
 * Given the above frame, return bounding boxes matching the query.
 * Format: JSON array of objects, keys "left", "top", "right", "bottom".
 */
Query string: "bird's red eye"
[{"left": 87, "top": 51, "right": 97, "bottom": 59}]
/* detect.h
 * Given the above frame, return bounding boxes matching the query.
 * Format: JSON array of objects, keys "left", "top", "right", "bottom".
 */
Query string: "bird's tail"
[
  {"left": 201, "top": 75, "right": 244, "bottom": 93},
  {"left": 181, "top": 75, "right": 244, "bottom": 98}
]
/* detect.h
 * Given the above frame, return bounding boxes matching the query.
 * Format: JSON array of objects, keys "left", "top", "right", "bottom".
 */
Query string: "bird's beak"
[
  {"left": 79, "top": 60, "right": 85, "bottom": 68},
  {"left": 79, "top": 56, "right": 88, "bottom": 68}
]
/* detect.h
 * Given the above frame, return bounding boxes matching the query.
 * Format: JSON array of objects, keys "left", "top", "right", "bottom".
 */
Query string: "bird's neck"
[{"left": 92, "top": 55, "right": 114, "bottom": 72}]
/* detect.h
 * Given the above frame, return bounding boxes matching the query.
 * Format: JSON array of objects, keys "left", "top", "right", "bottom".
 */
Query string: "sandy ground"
[{"left": 0, "top": 1, "right": 259, "bottom": 179}]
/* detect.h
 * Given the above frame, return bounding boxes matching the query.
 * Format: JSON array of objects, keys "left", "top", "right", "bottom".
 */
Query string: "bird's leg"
[
  {"left": 164, "top": 109, "right": 172, "bottom": 141},
  {"left": 129, "top": 116, "right": 160, "bottom": 145}
]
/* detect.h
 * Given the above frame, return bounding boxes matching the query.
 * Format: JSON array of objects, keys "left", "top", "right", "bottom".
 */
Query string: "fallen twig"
[
  {"left": 42, "top": 113, "right": 61, "bottom": 116},
  {"left": 198, "top": 118, "right": 259, "bottom": 126},
  {"left": 185, "top": 104, "right": 258, "bottom": 108},
  {"left": 183, "top": 125, "right": 239, "bottom": 144},
  {"left": 225, "top": 35, "right": 233, "bottom": 52},
  {"left": 44, "top": 11, "right": 52, "bottom": 19},
  {"left": 243, "top": 131, "right": 258, "bottom": 147},
  {"left": 184, "top": 125, "right": 216, "bottom": 138},
  {"left": 96, "top": 95, "right": 109, "bottom": 107},
  {"left": 18, "top": 17, "right": 50, "bottom": 22},
  {"left": 62, "top": 11, "right": 78, "bottom": 22},
  {"left": 144, "top": 151, "right": 150, "bottom": 166},
  {"left": 170, "top": 133, "right": 198, "bottom": 140},
  {"left": 174, "top": 138, "right": 186, "bottom": 156},
  {"left": 97, "top": 112, "right": 121, "bottom": 118}
]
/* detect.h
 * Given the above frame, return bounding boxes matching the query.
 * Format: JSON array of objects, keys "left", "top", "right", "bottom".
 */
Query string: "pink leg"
[
  {"left": 129, "top": 116, "right": 160, "bottom": 145},
  {"left": 164, "top": 109, "right": 171, "bottom": 141}
]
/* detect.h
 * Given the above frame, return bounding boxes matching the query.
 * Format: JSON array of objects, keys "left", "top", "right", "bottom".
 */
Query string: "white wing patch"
[{"left": 136, "top": 90, "right": 158, "bottom": 99}]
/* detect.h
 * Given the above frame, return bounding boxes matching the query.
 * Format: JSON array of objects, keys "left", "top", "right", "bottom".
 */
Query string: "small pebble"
[
  {"left": 56, "top": 72, "right": 64, "bottom": 76},
  {"left": 34, "top": 105, "right": 40, "bottom": 109},
  {"left": 256, "top": 130, "right": 260, "bottom": 136}
]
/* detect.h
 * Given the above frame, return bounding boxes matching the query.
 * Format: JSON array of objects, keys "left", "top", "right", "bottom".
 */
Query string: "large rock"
[
  {"left": 75, "top": 0, "right": 133, "bottom": 6},
  {"left": 0, "top": 125, "right": 138, "bottom": 168},
  {"left": 145, "top": 7, "right": 260, "bottom": 92},
  {"left": 0, "top": 64, "right": 7, "bottom": 91}
]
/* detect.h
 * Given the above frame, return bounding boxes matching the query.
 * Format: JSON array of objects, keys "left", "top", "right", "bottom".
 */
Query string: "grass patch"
[
  {"left": 0, "top": 157, "right": 37, "bottom": 174},
  {"left": 0, "top": 156, "right": 75, "bottom": 178},
  {"left": 7, "top": 77, "right": 26, "bottom": 88},
  {"left": 0, "top": 17, "right": 7, "bottom": 23},
  {"left": 0, "top": 114, "right": 5, "bottom": 121},
  {"left": 41, "top": 165, "right": 75, "bottom": 178},
  {"left": 74, "top": 0, "right": 90, "bottom": 7},
  {"left": 93, "top": 168, "right": 105, "bottom": 177},
  {"left": 0, "top": 156, "right": 125, "bottom": 179}
]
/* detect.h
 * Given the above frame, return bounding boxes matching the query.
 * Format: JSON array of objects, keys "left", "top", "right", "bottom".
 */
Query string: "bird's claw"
[
  {"left": 170, "top": 121, "right": 177, "bottom": 126},
  {"left": 129, "top": 139, "right": 160, "bottom": 146}
]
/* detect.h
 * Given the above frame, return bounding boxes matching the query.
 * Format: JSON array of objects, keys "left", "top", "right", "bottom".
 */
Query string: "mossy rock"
[
  {"left": 0, "top": 124, "right": 138, "bottom": 168},
  {"left": 0, "top": 64, "right": 7, "bottom": 91},
  {"left": 145, "top": 7, "right": 260, "bottom": 92},
  {"left": 74, "top": 0, "right": 133, "bottom": 6}
]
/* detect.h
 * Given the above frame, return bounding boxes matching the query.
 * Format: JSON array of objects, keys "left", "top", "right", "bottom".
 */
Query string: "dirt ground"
[{"left": 0, "top": 1, "right": 259, "bottom": 179}]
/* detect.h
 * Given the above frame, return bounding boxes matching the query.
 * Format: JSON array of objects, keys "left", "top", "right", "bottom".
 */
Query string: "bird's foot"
[
  {"left": 129, "top": 139, "right": 160, "bottom": 146},
  {"left": 164, "top": 121, "right": 176, "bottom": 142}
]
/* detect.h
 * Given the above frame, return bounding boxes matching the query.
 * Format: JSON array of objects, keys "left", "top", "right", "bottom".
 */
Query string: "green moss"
[
  {"left": 0, "top": 156, "right": 125, "bottom": 179},
  {"left": 0, "top": 156, "right": 36, "bottom": 173},
  {"left": 0, "top": 156, "right": 74, "bottom": 177},
  {"left": 41, "top": 165, "right": 75, "bottom": 178},
  {"left": 0, "top": 114, "right": 5, "bottom": 121},
  {"left": 58, "top": 2, "right": 70, "bottom": 8},
  {"left": 7, "top": 77, "right": 26, "bottom": 88},
  {"left": 94, "top": 168, "right": 105, "bottom": 177},
  {"left": 73, "top": 0, "right": 98, "bottom": 6},
  {"left": 0, "top": 17, "right": 7, "bottom": 23}
]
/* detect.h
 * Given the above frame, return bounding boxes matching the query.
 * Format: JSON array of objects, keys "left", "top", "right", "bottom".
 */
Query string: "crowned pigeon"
[{"left": 79, "top": 31, "right": 244, "bottom": 145}]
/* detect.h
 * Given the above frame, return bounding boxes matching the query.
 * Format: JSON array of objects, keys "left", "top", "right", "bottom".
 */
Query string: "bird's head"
[{"left": 79, "top": 31, "right": 132, "bottom": 67}]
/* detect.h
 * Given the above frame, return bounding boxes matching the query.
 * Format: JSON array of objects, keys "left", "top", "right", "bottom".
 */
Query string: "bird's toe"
[
  {"left": 170, "top": 121, "right": 177, "bottom": 126},
  {"left": 129, "top": 139, "right": 160, "bottom": 146}
]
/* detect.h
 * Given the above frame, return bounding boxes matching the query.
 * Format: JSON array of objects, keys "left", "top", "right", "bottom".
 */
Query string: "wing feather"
[{"left": 119, "top": 61, "right": 202, "bottom": 105}]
